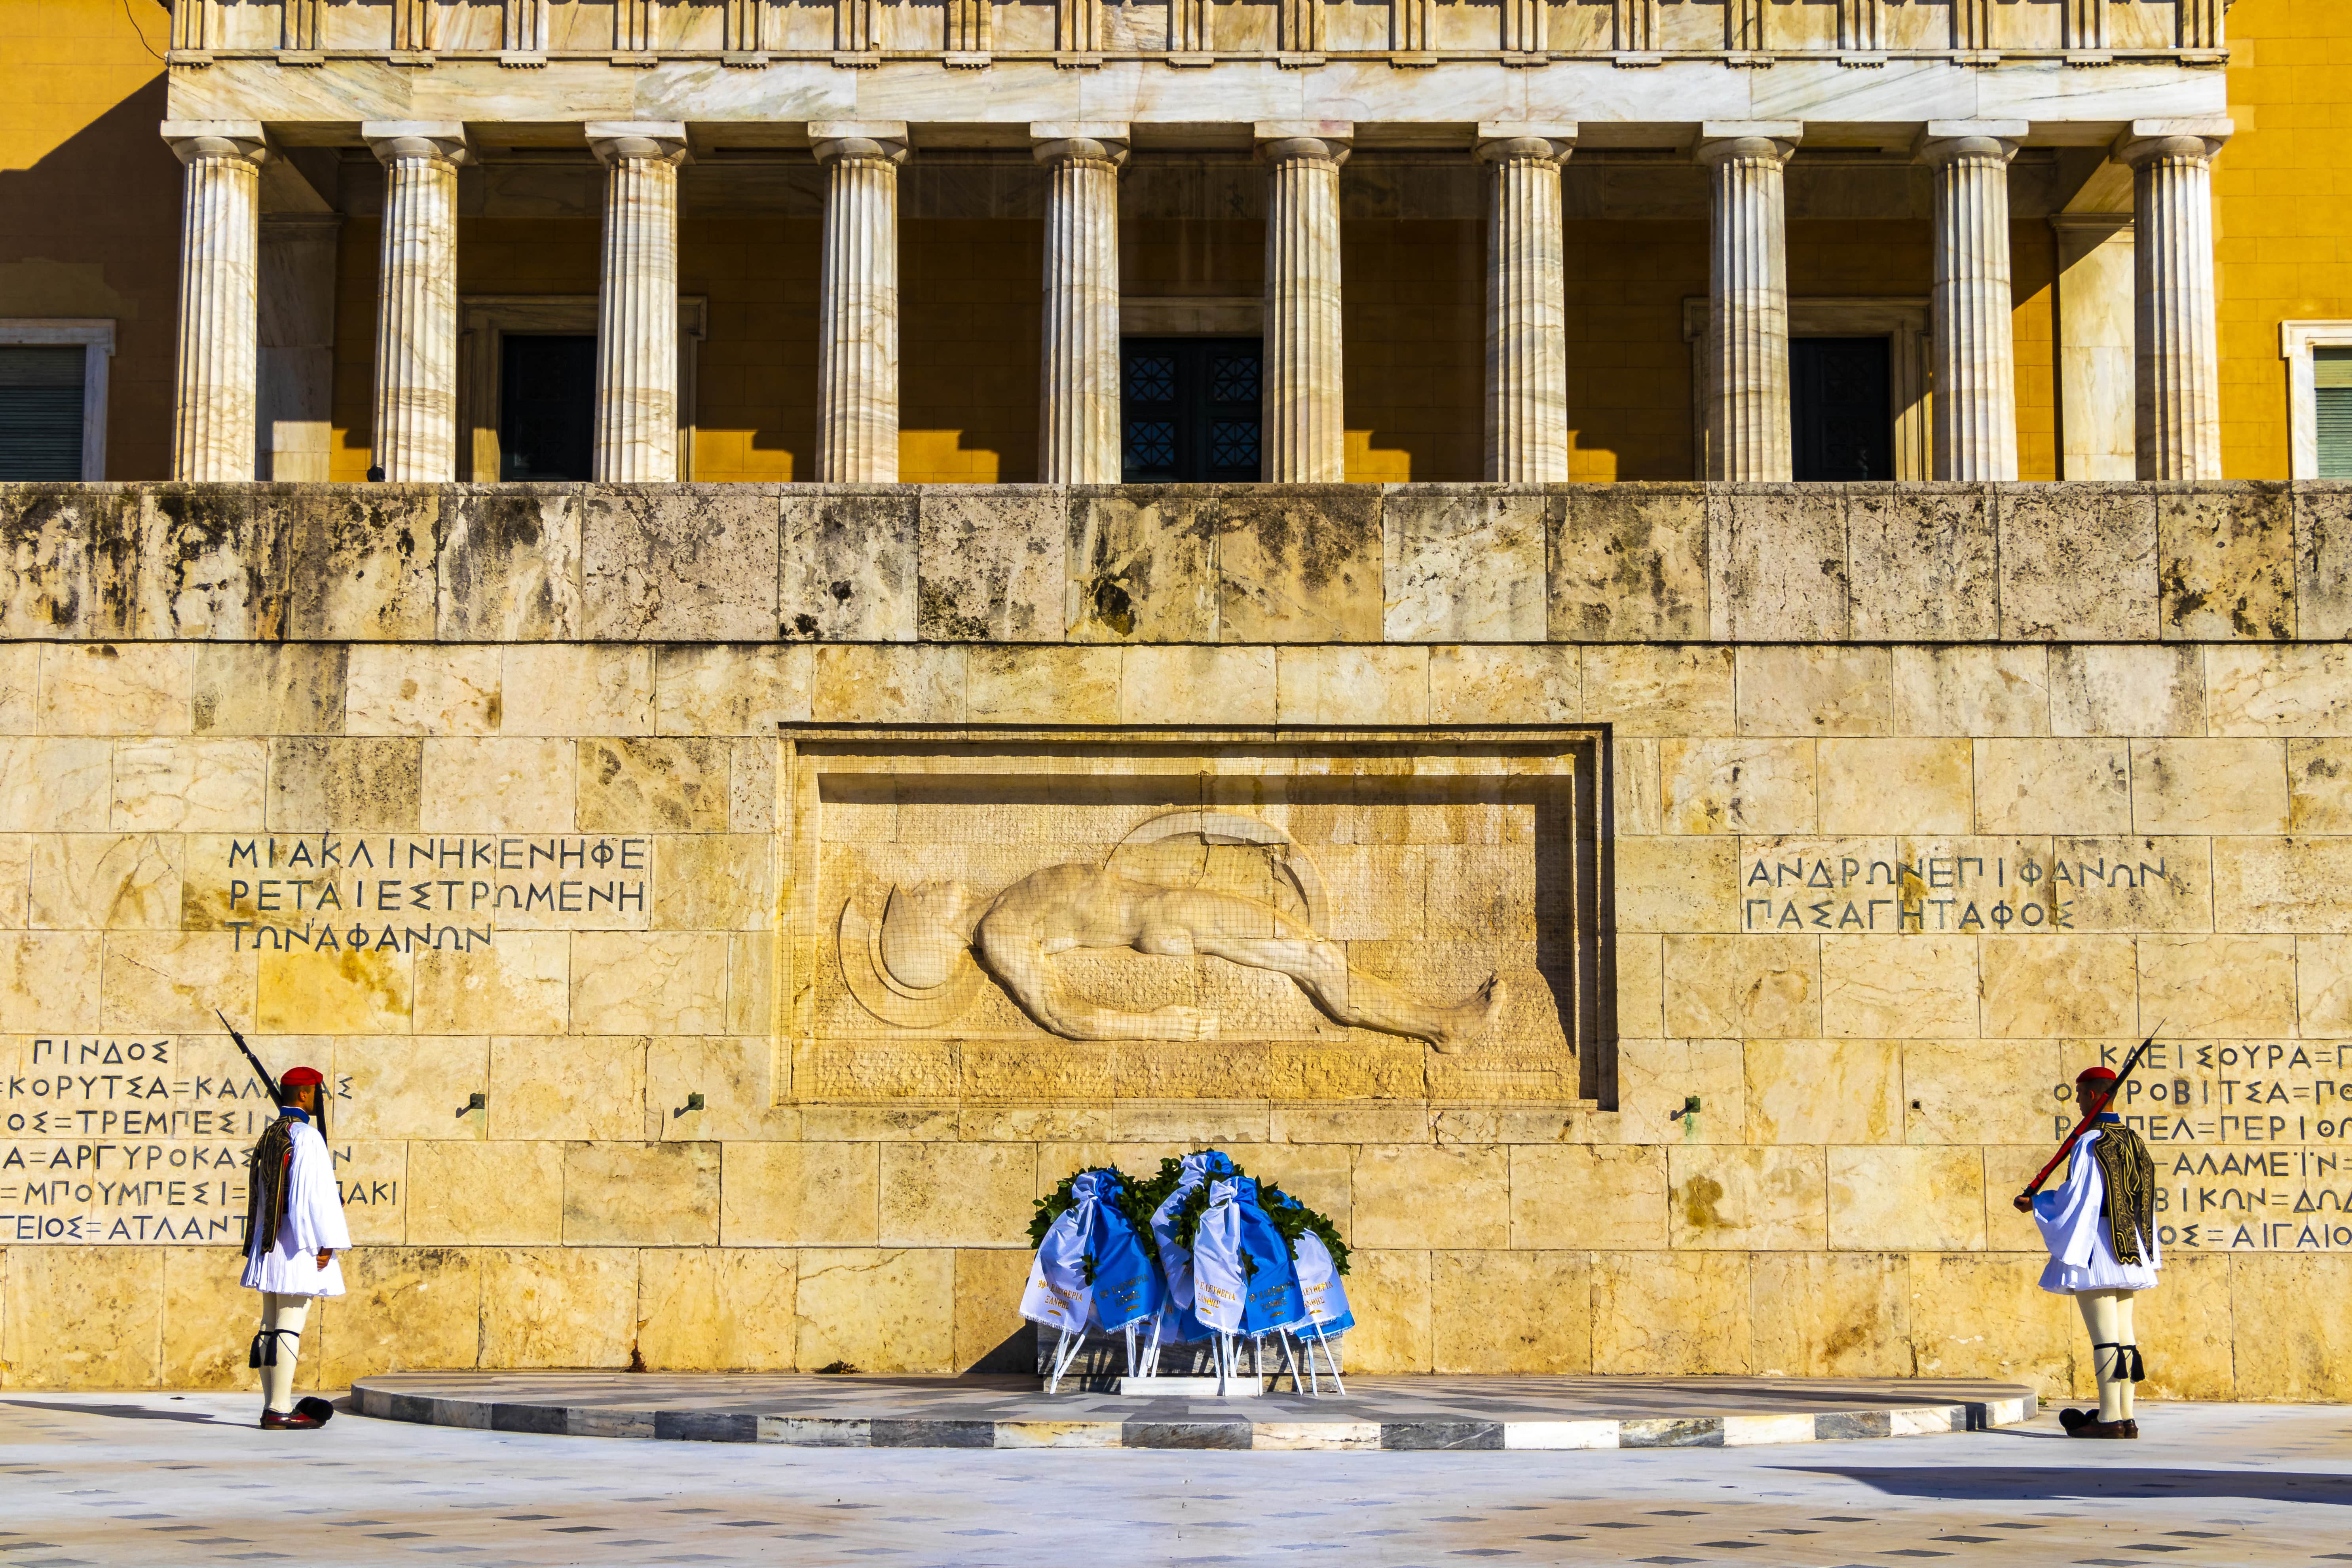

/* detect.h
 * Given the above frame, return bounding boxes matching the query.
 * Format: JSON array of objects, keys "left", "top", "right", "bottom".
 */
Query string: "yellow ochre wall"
[
  {"left": 2216, "top": 0, "right": 2352, "bottom": 478},
  {"left": 0, "top": 0, "right": 182, "bottom": 482}
]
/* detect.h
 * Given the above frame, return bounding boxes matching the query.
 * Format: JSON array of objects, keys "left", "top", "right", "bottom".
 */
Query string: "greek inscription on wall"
[
  {"left": 1741, "top": 847, "right": 2187, "bottom": 933},
  {"left": 2080, "top": 1039, "right": 2352, "bottom": 1255},
  {"left": 0, "top": 1038, "right": 386, "bottom": 1245},
  {"left": 207, "top": 835, "right": 651, "bottom": 952}
]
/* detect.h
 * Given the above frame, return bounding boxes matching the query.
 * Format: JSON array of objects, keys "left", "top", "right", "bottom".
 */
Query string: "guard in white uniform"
[
  {"left": 240, "top": 1065, "right": 350, "bottom": 1430},
  {"left": 2031, "top": 1065, "right": 2158, "bottom": 1440}
]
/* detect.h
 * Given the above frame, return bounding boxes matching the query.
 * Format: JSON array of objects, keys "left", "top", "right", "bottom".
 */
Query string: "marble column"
[
  {"left": 588, "top": 122, "right": 690, "bottom": 483},
  {"left": 1033, "top": 124, "right": 1128, "bottom": 484},
  {"left": 1258, "top": 122, "right": 1350, "bottom": 483},
  {"left": 364, "top": 121, "right": 467, "bottom": 482},
  {"left": 1921, "top": 121, "right": 2024, "bottom": 482},
  {"left": 812, "top": 121, "right": 907, "bottom": 484},
  {"left": 1695, "top": 123, "right": 1799, "bottom": 482},
  {"left": 2052, "top": 214, "right": 2137, "bottom": 480},
  {"left": 2119, "top": 120, "right": 2231, "bottom": 481},
  {"left": 1478, "top": 123, "right": 1576, "bottom": 484},
  {"left": 163, "top": 121, "right": 268, "bottom": 483}
]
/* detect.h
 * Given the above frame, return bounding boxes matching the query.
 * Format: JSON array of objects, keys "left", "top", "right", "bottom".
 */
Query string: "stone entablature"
[
  {"left": 165, "top": 0, "right": 2228, "bottom": 67},
  {"left": 164, "top": 58, "right": 2228, "bottom": 142},
  {"left": 4, "top": 482, "right": 2344, "bottom": 647}
]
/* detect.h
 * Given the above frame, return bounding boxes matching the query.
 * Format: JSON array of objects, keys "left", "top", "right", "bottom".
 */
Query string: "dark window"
[
  {"left": 1790, "top": 335, "right": 1893, "bottom": 482},
  {"left": 2319, "top": 346, "right": 2352, "bottom": 480},
  {"left": 1122, "top": 337, "right": 1261, "bottom": 482},
  {"left": 0, "top": 346, "right": 87, "bottom": 480},
  {"left": 499, "top": 334, "right": 597, "bottom": 481}
]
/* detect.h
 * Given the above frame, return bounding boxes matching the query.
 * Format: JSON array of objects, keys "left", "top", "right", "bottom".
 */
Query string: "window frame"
[
  {"left": 2281, "top": 321, "right": 2352, "bottom": 482},
  {"left": 1119, "top": 335, "right": 1264, "bottom": 484},
  {"left": 0, "top": 319, "right": 114, "bottom": 481}
]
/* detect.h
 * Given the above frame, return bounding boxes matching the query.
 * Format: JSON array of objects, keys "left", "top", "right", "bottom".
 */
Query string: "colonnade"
[{"left": 163, "top": 116, "right": 2232, "bottom": 486}]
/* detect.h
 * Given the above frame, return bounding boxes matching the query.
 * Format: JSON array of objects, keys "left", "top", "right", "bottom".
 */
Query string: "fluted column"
[
  {"left": 812, "top": 121, "right": 907, "bottom": 484},
  {"left": 1033, "top": 123, "right": 1128, "bottom": 484},
  {"left": 1478, "top": 123, "right": 1576, "bottom": 483},
  {"left": 1258, "top": 121, "right": 1350, "bottom": 483},
  {"left": 364, "top": 121, "right": 467, "bottom": 482},
  {"left": 1696, "top": 123, "right": 1800, "bottom": 482},
  {"left": 163, "top": 121, "right": 268, "bottom": 482},
  {"left": 2119, "top": 120, "right": 2231, "bottom": 481},
  {"left": 587, "top": 121, "right": 690, "bottom": 483},
  {"left": 1921, "top": 121, "right": 2024, "bottom": 481}
]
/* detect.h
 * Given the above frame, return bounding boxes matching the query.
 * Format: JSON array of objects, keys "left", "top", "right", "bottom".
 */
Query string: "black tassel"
[{"left": 249, "top": 1329, "right": 275, "bottom": 1369}]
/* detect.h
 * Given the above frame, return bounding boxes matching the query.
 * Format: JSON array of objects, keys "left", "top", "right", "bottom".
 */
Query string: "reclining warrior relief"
[{"left": 837, "top": 810, "right": 1506, "bottom": 1051}]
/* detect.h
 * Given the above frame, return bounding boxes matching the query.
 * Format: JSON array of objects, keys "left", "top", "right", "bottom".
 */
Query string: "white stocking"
[
  {"left": 2115, "top": 1292, "right": 2138, "bottom": 1420},
  {"left": 258, "top": 1293, "right": 309, "bottom": 1414},
  {"left": 2075, "top": 1289, "right": 2125, "bottom": 1424}
]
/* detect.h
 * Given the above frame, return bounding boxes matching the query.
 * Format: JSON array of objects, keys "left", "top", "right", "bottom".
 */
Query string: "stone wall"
[{"left": 2, "top": 480, "right": 2349, "bottom": 1401}]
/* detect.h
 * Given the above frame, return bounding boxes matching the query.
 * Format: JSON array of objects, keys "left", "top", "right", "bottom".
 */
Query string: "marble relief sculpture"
[{"left": 839, "top": 810, "right": 1506, "bottom": 1050}]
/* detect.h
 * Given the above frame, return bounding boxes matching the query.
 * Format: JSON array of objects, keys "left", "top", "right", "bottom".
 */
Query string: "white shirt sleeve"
[
  {"left": 2031, "top": 1128, "right": 2104, "bottom": 1270},
  {"left": 283, "top": 1122, "right": 352, "bottom": 1255}
]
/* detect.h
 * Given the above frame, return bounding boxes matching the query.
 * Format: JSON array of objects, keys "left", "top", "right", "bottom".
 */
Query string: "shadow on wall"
[{"left": 0, "top": 53, "right": 180, "bottom": 480}]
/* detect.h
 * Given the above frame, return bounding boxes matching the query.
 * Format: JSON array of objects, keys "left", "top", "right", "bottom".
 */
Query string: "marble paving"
[
  {"left": 350, "top": 1372, "right": 2035, "bottom": 1450},
  {"left": 1, "top": 1393, "right": 2347, "bottom": 1566}
]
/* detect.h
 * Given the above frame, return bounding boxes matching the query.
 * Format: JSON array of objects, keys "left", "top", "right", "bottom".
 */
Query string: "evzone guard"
[
  {"left": 2024, "top": 1063, "right": 2161, "bottom": 1439},
  {"left": 242, "top": 1064, "right": 351, "bottom": 1430}
]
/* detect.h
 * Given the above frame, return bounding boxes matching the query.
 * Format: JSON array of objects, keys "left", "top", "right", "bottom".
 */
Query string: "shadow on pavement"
[
  {"left": 1, "top": 1399, "right": 234, "bottom": 1426},
  {"left": 1783, "top": 1466, "right": 2352, "bottom": 1506}
]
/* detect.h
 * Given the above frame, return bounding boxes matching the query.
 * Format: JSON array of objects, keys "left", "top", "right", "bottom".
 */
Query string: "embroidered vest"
[{"left": 2090, "top": 1121, "right": 2157, "bottom": 1266}]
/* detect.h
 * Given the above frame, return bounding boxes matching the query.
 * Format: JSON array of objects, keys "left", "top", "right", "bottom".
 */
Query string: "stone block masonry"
[{"left": 1, "top": 480, "right": 2350, "bottom": 1403}]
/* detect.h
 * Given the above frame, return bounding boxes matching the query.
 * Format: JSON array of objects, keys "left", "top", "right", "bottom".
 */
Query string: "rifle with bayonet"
[{"left": 216, "top": 1009, "right": 278, "bottom": 1104}]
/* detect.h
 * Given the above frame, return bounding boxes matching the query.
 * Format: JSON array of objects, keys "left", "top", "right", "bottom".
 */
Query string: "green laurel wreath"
[{"left": 1027, "top": 1149, "right": 1349, "bottom": 1278}]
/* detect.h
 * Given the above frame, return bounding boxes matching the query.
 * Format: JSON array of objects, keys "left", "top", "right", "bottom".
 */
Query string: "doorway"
[
  {"left": 498, "top": 334, "right": 597, "bottom": 481},
  {"left": 1790, "top": 335, "right": 1894, "bottom": 482}
]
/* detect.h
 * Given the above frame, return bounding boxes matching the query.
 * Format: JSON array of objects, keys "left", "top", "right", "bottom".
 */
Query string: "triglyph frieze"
[{"left": 780, "top": 727, "right": 1606, "bottom": 1107}]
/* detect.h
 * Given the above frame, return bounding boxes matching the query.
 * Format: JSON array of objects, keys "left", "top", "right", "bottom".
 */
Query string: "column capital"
[
  {"left": 1260, "top": 123, "right": 1355, "bottom": 164},
  {"left": 1476, "top": 122, "right": 1577, "bottom": 164},
  {"left": 811, "top": 121, "right": 910, "bottom": 165},
  {"left": 1915, "top": 120, "right": 2027, "bottom": 164},
  {"left": 161, "top": 120, "right": 268, "bottom": 165},
  {"left": 1694, "top": 122, "right": 1801, "bottom": 166},
  {"left": 587, "top": 121, "right": 691, "bottom": 167},
  {"left": 1255, "top": 121, "right": 1352, "bottom": 166},
  {"left": 363, "top": 121, "right": 469, "bottom": 165},
  {"left": 1031, "top": 123, "right": 1129, "bottom": 167},
  {"left": 2115, "top": 118, "right": 2232, "bottom": 168}
]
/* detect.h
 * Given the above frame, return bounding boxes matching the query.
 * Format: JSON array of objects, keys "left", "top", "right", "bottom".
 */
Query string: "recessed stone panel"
[{"left": 780, "top": 726, "right": 1603, "bottom": 1111}]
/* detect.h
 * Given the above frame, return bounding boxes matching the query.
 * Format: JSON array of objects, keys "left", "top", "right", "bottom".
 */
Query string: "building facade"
[
  {"left": 9, "top": 0, "right": 2352, "bottom": 487},
  {"left": 4, "top": 2, "right": 2352, "bottom": 1404}
]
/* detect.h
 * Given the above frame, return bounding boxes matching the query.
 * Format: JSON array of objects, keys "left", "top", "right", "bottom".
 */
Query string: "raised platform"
[{"left": 352, "top": 1371, "right": 2036, "bottom": 1451}]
